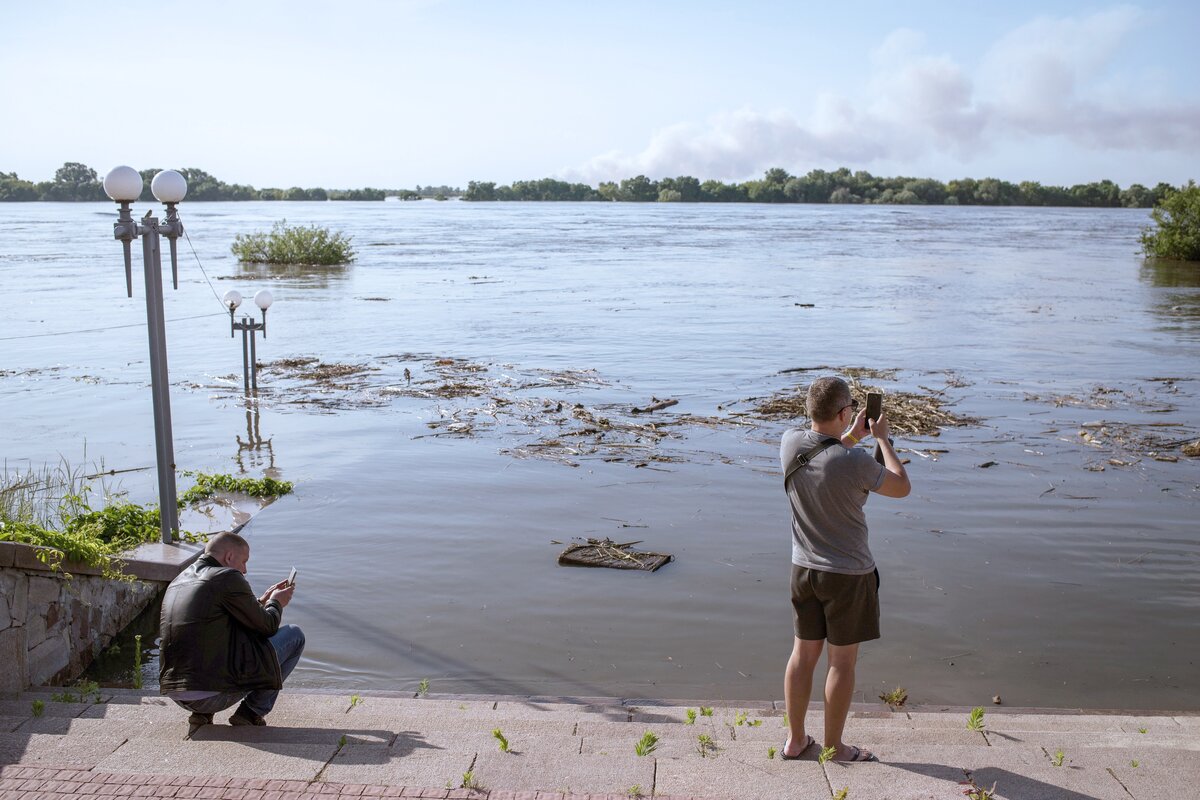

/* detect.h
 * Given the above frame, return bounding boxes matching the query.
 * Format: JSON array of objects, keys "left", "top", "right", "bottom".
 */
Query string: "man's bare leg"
[
  {"left": 783, "top": 636, "right": 824, "bottom": 757},
  {"left": 824, "top": 642, "right": 873, "bottom": 760}
]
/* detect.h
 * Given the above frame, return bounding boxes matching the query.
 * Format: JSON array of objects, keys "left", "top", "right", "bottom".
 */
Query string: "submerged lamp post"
[
  {"left": 102, "top": 166, "right": 188, "bottom": 544},
  {"left": 222, "top": 289, "right": 273, "bottom": 395}
]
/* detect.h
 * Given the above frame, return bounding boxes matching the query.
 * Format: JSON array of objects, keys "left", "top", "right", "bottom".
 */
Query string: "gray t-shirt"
[{"left": 781, "top": 428, "right": 885, "bottom": 575}]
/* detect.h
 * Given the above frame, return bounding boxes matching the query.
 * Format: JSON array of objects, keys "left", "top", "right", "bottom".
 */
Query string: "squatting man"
[
  {"left": 159, "top": 532, "right": 304, "bottom": 727},
  {"left": 779, "top": 376, "right": 910, "bottom": 762}
]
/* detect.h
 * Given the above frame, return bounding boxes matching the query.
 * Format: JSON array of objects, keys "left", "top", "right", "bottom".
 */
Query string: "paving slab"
[
  {"left": 985, "top": 730, "right": 1198, "bottom": 750},
  {"left": 92, "top": 736, "right": 337, "bottom": 780},
  {"left": 183, "top": 720, "right": 390, "bottom": 745},
  {"left": 18, "top": 716, "right": 181, "bottom": 740},
  {"left": 822, "top": 754, "right": 967, "bottom": 800},
  {"left": 470, "top": 752, "right": 653, "bottom": 795},
  {"left": 988, "top": 713, "right": 1162, "bottom": 732},
  {"left": 0, "top": 716, "right": 30, "bottom": 733},
  {"left": 318, "top": 743, "right": 477, "bottom": 787},
  {"left": 78, "top": 699, "right": 185, "bottom": 721},
  {"left": 0, "top": 731, "right": 128, "bottom": 767},
  {"left": 1108, "top": 757, "right": 1200, "bottom": 800},
  {"left": 654, "top": 753, "right": 829, "bottom": 800},
  {"left": 0, "top": 699, "right": 89, "bottom": 719},
  {"left": 967, "top": 763, "right": 1133, "bottom": 800}
]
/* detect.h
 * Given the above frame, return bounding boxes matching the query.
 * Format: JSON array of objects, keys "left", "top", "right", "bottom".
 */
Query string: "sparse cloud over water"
[{"left": 569, "top": 6, "right": 1200, "bottom": 183}]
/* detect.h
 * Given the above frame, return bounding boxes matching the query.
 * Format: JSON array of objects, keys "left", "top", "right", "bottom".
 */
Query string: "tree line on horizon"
[
  {"left": 0, "top": 161, "right": 1183, "bottom": 209},
  {"left": 464, "top": 168, "right": 1179, "bottom": 208},
  {"left": 0, "top": 162, "right": 460, "bottom": 203}
]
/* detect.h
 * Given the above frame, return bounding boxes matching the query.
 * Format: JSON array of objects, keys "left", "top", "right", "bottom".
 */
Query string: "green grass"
[
  {"left": 699, "top": 706, "right": 714, "bottom": 717},
  {"left": 833, "top": 788, "right": 850, "bottom": 800},
  {"left": 967, "top": 706, "right": 986, "bottom": 731},
  {"left": 627, "top": 786, "right": 644, "bottom": 798},
  {"left": 818, "top": 745, "right": 838, "bottom": 765},
  {"left": 349, "top": 694, "right": 363, "bottom": 709},
  {"left": 460, "top": 770, "right": 481, "bottom": 790},
  {"left": 1131, "top": 760, "right": 1140, "bottom": 768},
  {"left": 418, "top": 678, "right": 430, "bottom": 697},
  {"left": 1050, "top": 750, "right": 1066, "bottom": 767},
  {"left": 132, "top": 634, "right": 143, "bottom": 689},
  {"left": 51, "top": 679, "right": 100, "bottom": 704},
  {"left": 492, "top": 728, "right": 510, "bottom": 753},
  {"left": 1, "top": 463, "right": 290, "bottom": 578},
  {"left": 767, "top": 746, "right": 776, "bottom": 759},
  {"left": 231, "top": 219, "right": 356, "bottom": 265},
  {"left": 696, "top": 733, "right": 717, "bottom": 758},
  {"left": 962, "top": 779, "right": 997, "bottom": 800},
  {"left": 31, "top": 700, "right": 44, "bottom": 718},
  {"left": 178, "top": 472, "right": 293, "bottom": 504},
  {"left": 685, "top": 708, "right": 697, "bottom": 725},
  {"left": 634, "top": 731, "right": 659, "bottom": 756},
  {"left": 879, "top": 686, "right": 908, "bottom": 707}
]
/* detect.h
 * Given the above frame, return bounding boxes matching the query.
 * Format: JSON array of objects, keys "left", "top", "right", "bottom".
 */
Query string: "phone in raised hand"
[
  {"left": 865, "top": 392, "right": 883, "bottom": 430},
  {"left": 286, "top": 567, "right": 297, "bottom": 587}
]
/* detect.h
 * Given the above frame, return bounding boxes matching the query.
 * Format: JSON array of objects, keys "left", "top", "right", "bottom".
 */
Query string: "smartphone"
[
  {"left": 287, "top": 567, "right": 297, "bottom": 587},
  {"left": 865, "top": 392, "right": 883, "bottom": 429}
]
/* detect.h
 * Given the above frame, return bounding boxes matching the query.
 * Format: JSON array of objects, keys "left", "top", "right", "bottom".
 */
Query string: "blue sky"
[{"left": 2, "top": 1, "right": 1197, "bottom": 188}]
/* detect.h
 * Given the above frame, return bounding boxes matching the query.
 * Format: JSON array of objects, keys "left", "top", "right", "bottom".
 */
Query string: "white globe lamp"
[
  {"left": 151, "top": 170, "right": 187, "bottom": 203},
  {"left": 103, "top": 166, "right": 143, "bottom": 202}
]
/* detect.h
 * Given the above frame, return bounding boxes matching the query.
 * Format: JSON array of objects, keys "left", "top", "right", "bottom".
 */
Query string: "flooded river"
[{"left": 2, "top": 201, "right": 1197, "bottom": 709}]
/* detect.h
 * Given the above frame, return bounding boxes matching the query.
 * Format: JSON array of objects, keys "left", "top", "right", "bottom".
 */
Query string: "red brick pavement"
[{"left": 0, "top": 766, "right": 704, "bottom": 800}]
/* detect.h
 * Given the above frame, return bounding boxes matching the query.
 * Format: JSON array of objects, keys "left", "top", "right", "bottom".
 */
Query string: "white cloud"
[{"left": 568, "top": 6, "right": 1200, "bottom": 183}]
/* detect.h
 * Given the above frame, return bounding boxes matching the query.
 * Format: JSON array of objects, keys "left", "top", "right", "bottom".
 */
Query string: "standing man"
[
  {"left": 159, "top": 532, "right": 305, "bottom": 729},
  {"left": 779, "top": 377, "right": 910, "bottom": 762}
]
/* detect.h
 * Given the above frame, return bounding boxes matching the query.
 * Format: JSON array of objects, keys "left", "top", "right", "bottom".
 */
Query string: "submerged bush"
[
  {"left": 1141, "top": 182, "right": 1200, "bottom": 261},
  {"left": 231, "top": 219, "right": 356, "bottom": 265}
]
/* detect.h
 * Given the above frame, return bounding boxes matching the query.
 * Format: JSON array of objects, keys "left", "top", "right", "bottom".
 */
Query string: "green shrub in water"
[
  {"left": 1141, "top": 182, "right": 1200, "bottom": 261},
  {"left": 231, "top": 219, "right": 356, "bottom": 265}
]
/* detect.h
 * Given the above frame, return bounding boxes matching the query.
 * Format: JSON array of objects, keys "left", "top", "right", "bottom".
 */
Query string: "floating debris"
[
  {"left": 1073, "top": 421, "right": 1197, "bottom": 463},
  {"left": 631, "top": 397, "right": 679, "bottom": 414},
  {"left": 557, "top": 538, "right": 673, "bottom": 571},
  {"left": 745, "top": 376, "right": 978, "bottom": 436}
]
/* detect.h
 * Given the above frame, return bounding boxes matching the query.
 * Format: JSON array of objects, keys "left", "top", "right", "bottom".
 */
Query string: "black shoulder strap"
[{"left": 783, "top": 437, "right": 840, "bottom": 486}]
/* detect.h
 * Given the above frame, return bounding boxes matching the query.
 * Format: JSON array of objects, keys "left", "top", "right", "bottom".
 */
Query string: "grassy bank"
[{"left": 0, "top": 461, "right": 292, "bottom": 577}]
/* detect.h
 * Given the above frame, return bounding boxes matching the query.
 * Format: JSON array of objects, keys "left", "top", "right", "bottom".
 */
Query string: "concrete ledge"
[{"left": 0, "top": 539, "right": 202, "bottom": 583}]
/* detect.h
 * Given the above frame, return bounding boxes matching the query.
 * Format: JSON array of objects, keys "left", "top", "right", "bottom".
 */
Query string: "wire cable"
[
  {"left": 2, "top": 222, "right": 232, "bottom": 343},
  {"left": 182, "top": 224, "right": 232, "bottom": 312},
  {"left": 0, "top": 312, "right": 226, "bottom": 342}
]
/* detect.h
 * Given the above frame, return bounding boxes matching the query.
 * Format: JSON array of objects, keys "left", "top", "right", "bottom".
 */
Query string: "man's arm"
[
  {"left": 220, "top": 573, "right": 284, "bottom": 637},
  {"left": 869, "top": 412, "right": 911, "bottom": 498}
]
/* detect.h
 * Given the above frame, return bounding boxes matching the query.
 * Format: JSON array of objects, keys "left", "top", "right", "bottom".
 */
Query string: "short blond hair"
[{"left": 806, "top": 376, "right": 851, "bottom": 423}]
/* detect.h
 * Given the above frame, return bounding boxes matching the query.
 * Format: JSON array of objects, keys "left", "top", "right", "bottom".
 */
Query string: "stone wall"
[{"left": 0, "top": 540, "right": 201, "bottom": 693}]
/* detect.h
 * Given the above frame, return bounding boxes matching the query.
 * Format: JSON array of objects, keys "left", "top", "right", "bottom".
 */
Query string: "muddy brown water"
[{"left": 3, "top": 201, "right": 1197, "bottom": 709}]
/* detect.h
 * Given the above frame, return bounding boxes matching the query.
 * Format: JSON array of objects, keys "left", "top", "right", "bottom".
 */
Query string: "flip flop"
[
  {"left": 780, "top": 734, "right": 815, "bottom": 760},
  {"left": 839, "top": 744, "right": 879, "bottom": 763}
]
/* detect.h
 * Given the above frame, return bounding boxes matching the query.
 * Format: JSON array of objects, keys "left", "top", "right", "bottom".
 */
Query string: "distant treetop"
[
  {"left": 0, "top": 162, "right": 460, "bottom": 203},
  {"left": 0, "top": 161, "right": 1181, "bottom": 209}
]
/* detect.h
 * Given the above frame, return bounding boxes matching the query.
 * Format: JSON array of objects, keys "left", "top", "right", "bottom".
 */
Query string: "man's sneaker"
[
  {"left": 229, "top": 703, "right": 266, "bottom": 727},
  {"left": 187, "top": 712, "right": 213, "bottom": 727}
]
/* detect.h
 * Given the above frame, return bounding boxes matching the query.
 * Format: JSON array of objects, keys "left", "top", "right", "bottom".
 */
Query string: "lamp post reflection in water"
[
  {"left": 236, "top": 397, "right": 275, "bottom": 473},
  {"left": 222, "top": 290, "right": 273, "bottom": 395}
]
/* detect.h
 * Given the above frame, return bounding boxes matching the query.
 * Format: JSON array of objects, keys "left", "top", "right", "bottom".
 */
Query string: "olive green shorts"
[{"left": 791, "top": 564, "right": 880, "bottom": 646}]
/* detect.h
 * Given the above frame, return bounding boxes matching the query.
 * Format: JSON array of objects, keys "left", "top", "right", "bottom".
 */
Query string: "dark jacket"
[{"left": 158, "top": 553, "right": 283, "bottom": 694}]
